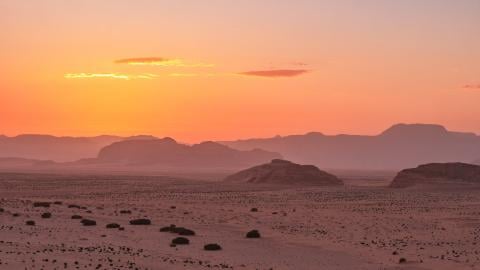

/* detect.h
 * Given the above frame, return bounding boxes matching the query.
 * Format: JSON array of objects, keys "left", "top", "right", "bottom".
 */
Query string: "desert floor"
[{"left": 1, "top": 173, "right": 480, "bottom": 270}]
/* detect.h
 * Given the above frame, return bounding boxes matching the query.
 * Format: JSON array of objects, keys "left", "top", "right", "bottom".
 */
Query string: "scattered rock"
[
  {"left": 399, "top": 258, "right": 407, "bottom": 264},
  {"left": 41, "top": 212, "right": 52, "bottom": 219},
  {"left": 119, "top": 210, "right": 132, "bottom": 214},
  {"left": 250, "top": 208, "right": 258, "bottom": 212},
  {"left": 204, "top": 243, "right": 222, "bottom": 251},
  {"left": 71, "top": 215, "right": 83, "bottom": 219}
]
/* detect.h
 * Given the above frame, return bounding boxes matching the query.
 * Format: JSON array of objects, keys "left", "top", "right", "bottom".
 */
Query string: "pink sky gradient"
[{"left": 1, "top": 0, "right": 479, "bottom": 142}]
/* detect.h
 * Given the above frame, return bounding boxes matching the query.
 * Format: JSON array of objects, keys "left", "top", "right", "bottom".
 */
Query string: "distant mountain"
[
  {"left": 219, "top": 124, "right": 480, "bottom": 170},
  {"left": 94, "top": 138, "right": 282, "bottom": 169},
  {"left": 224, "top": 159, "right": 342, "bottom": 186},
  {"left": 0, "top": 134, "right": 157, "bottom": 162},
  {"left": 390, "top": 163, "right": 480, "bottom": 188},
  {"left": 0, "top": 157, "right": 56, "bottom": 169}
]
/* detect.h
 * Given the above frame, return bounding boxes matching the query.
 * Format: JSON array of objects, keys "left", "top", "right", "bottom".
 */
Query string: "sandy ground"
[{"left": 1, "top": 173, "right": 480, "bottom": 270}]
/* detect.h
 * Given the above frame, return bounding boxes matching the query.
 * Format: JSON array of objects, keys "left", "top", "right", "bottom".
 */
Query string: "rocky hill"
[
  {"left": 224, "top": 159, "right": 343, "bottom": 185},
  {"left": 389, "top": 163, "right": 480, "bottom": 188}
]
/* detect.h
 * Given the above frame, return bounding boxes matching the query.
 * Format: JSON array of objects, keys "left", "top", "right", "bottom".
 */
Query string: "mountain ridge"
[{"left": 219, "top": 123, "right": 480, "bottom": 170}]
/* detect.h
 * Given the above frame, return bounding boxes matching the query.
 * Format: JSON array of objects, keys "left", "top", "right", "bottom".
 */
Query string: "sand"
[{"left": 1, "top": 173, "right": 480, "bottom": 270}]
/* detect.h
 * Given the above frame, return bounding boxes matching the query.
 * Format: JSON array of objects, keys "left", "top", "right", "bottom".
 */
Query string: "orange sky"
[{"left": 1, "top": 1, "right": 479, "bottom": 142}]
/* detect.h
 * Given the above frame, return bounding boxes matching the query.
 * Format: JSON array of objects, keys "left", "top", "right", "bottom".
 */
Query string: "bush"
[
  {"left": 26, "top": 220, "right": 35, "bottom": 226},
  {"left": 204, "top": 243, "right": 222, "bottom": 251},
  {"left": 129, "top": 219, "right": 151, "bottom": 225},
  {"left": 106, "top": 223, "right": 120, "bottom": 229},
  {"left": 33, "top": 202, "right": 51, "bottom": 208},
  {"left": 81, "top": 219, "right": 96, "bottom": 226},
  {"left": 246, "top": 230, "right": 261, "bottom": 238},
  {"left": 171, "top": 237, "right": 189, "bottom": 245}
]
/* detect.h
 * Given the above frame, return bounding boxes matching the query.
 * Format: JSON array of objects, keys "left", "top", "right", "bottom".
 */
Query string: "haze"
[{"left": 2, "top": 2, "right": 480, "bottom": 270}]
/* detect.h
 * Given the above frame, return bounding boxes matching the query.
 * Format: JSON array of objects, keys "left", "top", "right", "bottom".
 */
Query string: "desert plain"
[{"left": 1, "top": 172, "right": 480, "bottom": 270}]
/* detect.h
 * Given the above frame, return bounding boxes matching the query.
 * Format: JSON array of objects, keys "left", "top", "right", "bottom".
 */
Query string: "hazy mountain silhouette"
[
  {"left": 0, "top": 134, "right": 157, "bottom": 162},
  {"left": 93, "top": 138, "right": 282, "bottom": 169},
  {"left": 219, "top": 124, "right": 480, "bottom": 170},
  {"left": 0, "top": 157, "right": 56, "bottom": 169}
]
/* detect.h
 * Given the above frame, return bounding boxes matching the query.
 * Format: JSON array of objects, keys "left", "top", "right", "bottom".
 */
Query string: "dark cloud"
[{"left": 463, "top": 84, "right": 480, "bottom": 89}]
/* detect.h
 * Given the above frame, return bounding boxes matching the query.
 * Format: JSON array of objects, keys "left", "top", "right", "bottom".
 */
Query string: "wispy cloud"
[
  {"left": 168, "top": 73, "right": 200, "bottom": 77},
  {"left": 238, "top": 69, "right": 309, "bottom": 78},
  {"left": 463, "top": 84, "right": 480, "bottom": 89},
  {"left": 64, "top": 73, "right": 157, "bottom": 80},
  {"left": 115, "top": 57, "right": 214, "bottom": 67}
]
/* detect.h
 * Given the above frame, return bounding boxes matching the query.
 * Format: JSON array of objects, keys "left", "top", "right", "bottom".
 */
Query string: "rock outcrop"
[
  {"left": 390, "top": 163, "right": 480, "bottom": 188},
  {"left": 224, "top": 159, "right": 343, "bottom": 186}
]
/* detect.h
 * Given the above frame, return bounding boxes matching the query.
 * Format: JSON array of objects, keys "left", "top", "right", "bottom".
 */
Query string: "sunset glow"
[{"left": 1, "top": 0, "right": 479, "bottom": 142}]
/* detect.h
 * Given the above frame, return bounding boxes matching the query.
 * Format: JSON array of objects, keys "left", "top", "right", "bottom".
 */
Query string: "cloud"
[
  {"left": 463, "top": 84, "right": 480, "bottom": 89},
  {"left": 115, "top": 57, "right": 214, "bottom": 67},
  {"left": 64, "top": 73, "right": 157, "bottom": 80},
  {"left": 168, "top": 73, "right": 199, "bottom": 77},
  {"left": 238, "top": 69, "right": 309, "bottom": 78}
]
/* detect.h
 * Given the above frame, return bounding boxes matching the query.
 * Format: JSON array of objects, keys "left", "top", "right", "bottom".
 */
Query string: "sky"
[{"left": 1, "top": 0, "right": 479, "bottom": 142}]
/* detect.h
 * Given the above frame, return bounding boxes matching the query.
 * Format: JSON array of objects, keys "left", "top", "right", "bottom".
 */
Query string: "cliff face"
[
  {"left": 390, "top": 163, "right": 480, "bottom": 188},
  {"left": 224, "top": 159, "right": 343, "bottom": 186}
]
